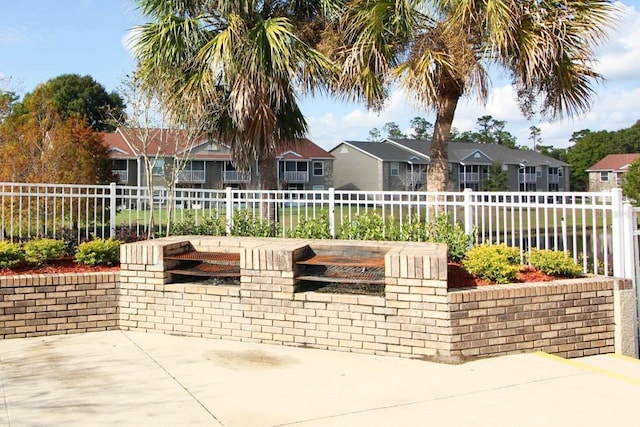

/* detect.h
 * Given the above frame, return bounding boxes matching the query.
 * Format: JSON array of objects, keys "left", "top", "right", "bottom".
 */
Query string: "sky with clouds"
[{"left": 1, "top": 0, "right": 639, "bottom": 151}]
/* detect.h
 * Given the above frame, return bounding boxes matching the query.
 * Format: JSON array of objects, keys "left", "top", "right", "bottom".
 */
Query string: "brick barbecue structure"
[{"left": 1, "top": 237, "right": 636, "bottom": 362}]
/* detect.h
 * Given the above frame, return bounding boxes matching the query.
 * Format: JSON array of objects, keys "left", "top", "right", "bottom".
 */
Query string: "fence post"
[
  {"left": 225, "top": 186, "right": 233, "bottom": 235},
  {"left": 329, "top": 187, "right": 336, "bottom": 238},
  {"left": 622, "top": 202, "right": 636, "bottom": 280},
  {"left": 463, "top": 188, "right": 473, "bottom": 237},
  {"left": 109, "top": 182, "right": 117, "bottom": 239},
  {"left": 611, "top": 188, "right": 626, "bottom": 278}
]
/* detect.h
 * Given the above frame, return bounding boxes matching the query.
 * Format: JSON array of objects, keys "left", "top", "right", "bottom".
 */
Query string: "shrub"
[
  {"left": 528, "top": 248, "right": 583, "bottom": 278},
  {"left": 424, "top": 214, "right": 473, "bottom": 263},
  {"left": 230, "top": 209, "right": 278, "bottom": 237},
  {"left": 337, "top": 212, "right": 388, "bottom": 240},
  {"left": 171, "top": 213, "right": 225, "bottom": 236},
  {"left": 288, "top": 213, "right": 332, "bottom": 239},
  {"left": 462, "top": 243, "right": 521, "bottom": 284},
  {"left": 399, "top": 215, "right": 428, "bottom": 242},
  {"left": 23, "top": 238, "right": 66, "bottom": 266},
  {"left": 75, "top": 239, "right": 121, "bottom": 266},
  {"left": 0, "top": 241, "right": 25, "bottom": 269}
]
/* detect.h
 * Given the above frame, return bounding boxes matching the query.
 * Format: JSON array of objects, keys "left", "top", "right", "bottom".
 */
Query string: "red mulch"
[
  {"left": 447, "top": 263, "right": 558, "bottom": 289},
  {"left": 0, "top": 256, "right": 119, "bottom": 276}
]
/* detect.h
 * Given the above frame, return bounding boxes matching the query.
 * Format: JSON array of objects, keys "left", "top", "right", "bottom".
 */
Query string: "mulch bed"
[
  {"left": 447, "top": 263, "right": 559, "bottom": 289},
  {"left": 0, "top": 256, "right": 120, "bottom": 276}
]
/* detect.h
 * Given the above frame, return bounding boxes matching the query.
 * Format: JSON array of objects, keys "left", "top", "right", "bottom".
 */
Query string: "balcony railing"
[
  {"left": 283, "top": 171, "right": 309, "bottom": 182},
  {"left": 458, "top": 172, "right": 480, "bottom": 183},
  {"left": 519, "top": 173, "right": 538, "bottom": 183},
  {"left": 178, "top": 170, "right": 205, "bottom": 183},
  {"left": 112, "top": 170, "right": 128, "bottom": 183},
  {"left": 548, "top": 175, "right": 560, "bottom": 183},
  {"left": 222, "top": 170, "right": 251, "bottom": 182}
]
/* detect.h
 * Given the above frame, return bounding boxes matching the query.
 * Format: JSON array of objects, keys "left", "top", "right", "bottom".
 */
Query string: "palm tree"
[
  {"left": 337, "top": 0, "right": 619, "bottom": 191},
  {"left": 132, "top": 0, "right": 336, "bottom": 191}
]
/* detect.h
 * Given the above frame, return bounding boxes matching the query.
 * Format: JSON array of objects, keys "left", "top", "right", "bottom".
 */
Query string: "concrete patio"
[{"left": 1, "top": 331, "right": 639, "bottom": 426}]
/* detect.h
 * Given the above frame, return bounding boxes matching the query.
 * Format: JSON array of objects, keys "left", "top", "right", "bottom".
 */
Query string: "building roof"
[
  {"left": 586, "top": 153, "right": 640, "bottom": 172},
  {"left": 103, "top": 128, "right": 333, "bottom": 161},
  {"left": 334, "top": 141, "right": 429, "bottom": 163},
  {"left": 343, "top": 138, "right": 569, "bottom": 167}
]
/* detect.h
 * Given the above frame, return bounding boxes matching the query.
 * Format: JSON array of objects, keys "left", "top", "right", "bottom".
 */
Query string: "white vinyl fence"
[{"left": 0, "top": 182, "right": 635, "bottom": 279}]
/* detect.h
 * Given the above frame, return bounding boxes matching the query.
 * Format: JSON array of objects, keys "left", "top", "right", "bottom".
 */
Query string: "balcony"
[
  {"left": 458, "top": 172, "right": 480, "bottom": 183},
  {"left": 178, "top": 170, "right": 205, "bottom": 183},
  {"left": 283, "top": 171, "right": 309, "bottom": 182},
  {"left": 519, "top": 173, "right": 538, "bottom": 183},
  {"left": 112, "top": 170, "right": 128, "bottom": 183},
  {"left": 548, "top": 175, "right": 560, "bottom": 184},
  {"left": 222, "top": 170, "right": 251, "bottom": 183}
]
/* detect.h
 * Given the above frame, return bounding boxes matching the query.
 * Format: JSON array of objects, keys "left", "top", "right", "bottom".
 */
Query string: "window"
[
  {"left": 190, "top": 160, "right": 205, "bottom": 171},
  {"left": 390, "top": 162, "right": 399, "bottom": 176},
  {"left": 536, "top": 167, "right": 542, "bottom": 178},
  {"left": 285, "top": 161, "right": 307, "bottom": 172},
  {"left": 152, "top": 158, "right": 165, "bottom": 176},
  {"left": 600, "top": 172, "right": 609, "bottom": 182},
  {"left": 313, "top": 161, "right": 324, "bottom": 176}
]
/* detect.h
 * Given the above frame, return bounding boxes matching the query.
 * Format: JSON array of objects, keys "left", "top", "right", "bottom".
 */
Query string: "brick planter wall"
[
  {"left": 118, "top": 237, "right": 637, "bottom": 362},
  {"left": 447, "top": 279, "right": 633, "bottom": 359},
  {"left": 0, "top": 272, "right": 120, "bottom": 339}
]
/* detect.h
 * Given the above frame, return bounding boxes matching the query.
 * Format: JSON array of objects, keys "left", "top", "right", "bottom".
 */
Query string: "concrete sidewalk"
[{"left": 1, "top": 331, "right": 639, "bottom": 426}]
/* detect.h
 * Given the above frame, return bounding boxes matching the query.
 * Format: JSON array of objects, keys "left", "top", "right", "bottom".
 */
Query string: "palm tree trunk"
[
  {"left": 258, "top": 151, "right": 278, "bottom": 222},
  {"left": 427, "top": 90, "right": 460, "bottom": 192}
]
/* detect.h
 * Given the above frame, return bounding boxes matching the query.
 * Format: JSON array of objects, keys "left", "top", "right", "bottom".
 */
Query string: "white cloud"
[{"left": 594, "top": 3, "right": 640, "bottom": 82}]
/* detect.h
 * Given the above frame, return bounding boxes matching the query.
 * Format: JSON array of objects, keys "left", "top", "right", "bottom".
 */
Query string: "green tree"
[
  {"left": 337, "top": 0, "right": 618, "bottom": 191},
  {"left": 8, "top": 74, "right": 124, "bottom": 132},
  {"left": 383, "top": 121, "right": 406, "bottom": 138},
  {"left": 622, "top": 159, "right": 640, "bottom": 205},
  {"left": 529, "top": 126, "right": 542, "bottom": 151},
  {"left": 450, "top": 116, "right": 517, "bottom": 147},
  {"left": 481, "top": 163, "right": 508, "bottom": 191},
  {"left": 410, "top": 116, "right": 433, "bottom": 140},
  {"left": 132, "top": 0, "right": 334, "bottom": 193},
  {"left": 368, "top": 127, "right": 382, "bottom": 142},
  {"left": 536, "top": 144, "right": 568, "bottom": 163},
  {"left": 566, "top": 129, "right": 619, "bottom": 191}
]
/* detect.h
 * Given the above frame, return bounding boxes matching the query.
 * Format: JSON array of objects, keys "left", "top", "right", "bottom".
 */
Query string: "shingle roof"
[
  {"left": 586, "top": 153, "right": 640, "bottom": 172},
  {"left": 338, "top": 141, "right": 429, "bottom": 163},
  {"left": 384, "top": 138, "right": 568, "bottom": 167},
  {"left": 102, "top": 128, "right": 332, "bottom": 161}
]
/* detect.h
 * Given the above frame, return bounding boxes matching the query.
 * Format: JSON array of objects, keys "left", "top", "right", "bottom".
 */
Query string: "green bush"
[
  {"left": 23, "top": 238, "right": 66, "bottom": 266},
  {"left": 424, "top": 214, "right": 473, "bottom": 263},
  {"left": 399, "top": 215, "right": 428, "bottom": 242},
  {"left": 171, "top": 213, "right": 225, "bottom": 236},
  {"left": 462, "top": 243, "right": 521, "bottom": 284},
  {"left": 230, "top": 209, "right": 278, "bottom": 237},
  {"left": 75, "top": 239, "right": 121, "bottom": 266},
  {"left": 288, "top": 213, "right": 332, "bottom": 239},
  {"left": 528, "top": 248, "right": 583, "bottom": 278},
  {"left": 337, "top": 212, "right": 389, "bottom": 240},
  {"left": 0, "top": 241, "right": 25, "bottom": 269}
]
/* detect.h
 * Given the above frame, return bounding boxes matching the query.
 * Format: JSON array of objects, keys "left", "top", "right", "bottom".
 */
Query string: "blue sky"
[{"left": 2, "top": 0, "right": 639, "bottom": 151}]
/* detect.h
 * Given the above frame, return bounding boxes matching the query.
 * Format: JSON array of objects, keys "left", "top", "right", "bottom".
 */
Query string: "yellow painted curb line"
[
  {"left": 534, "top": 352, "right": 640, "bottom": 387},
  {"left": 607, "top": 353, "right": 640, "bottom": 364}
]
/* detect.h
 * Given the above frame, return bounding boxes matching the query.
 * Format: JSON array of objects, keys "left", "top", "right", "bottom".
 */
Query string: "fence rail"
[{"left": 0, "top": 182, "right": 632, "bottom": 279}]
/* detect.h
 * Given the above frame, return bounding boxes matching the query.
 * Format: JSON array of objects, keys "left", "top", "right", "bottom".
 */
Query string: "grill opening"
[
  {"left": 295, "top": 247, "right": 387, "bottom": 296},
  {"left": 166, "top": 250, "right": 240, "bottom": 285}
]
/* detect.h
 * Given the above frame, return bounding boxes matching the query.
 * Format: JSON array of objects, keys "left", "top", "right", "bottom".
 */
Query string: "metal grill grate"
[
  {"left": 165, "top": 251, "right": 239, "bottom": 263},
  {"left": 296, "top": 254, "right": 385, "bottom": 285}
]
